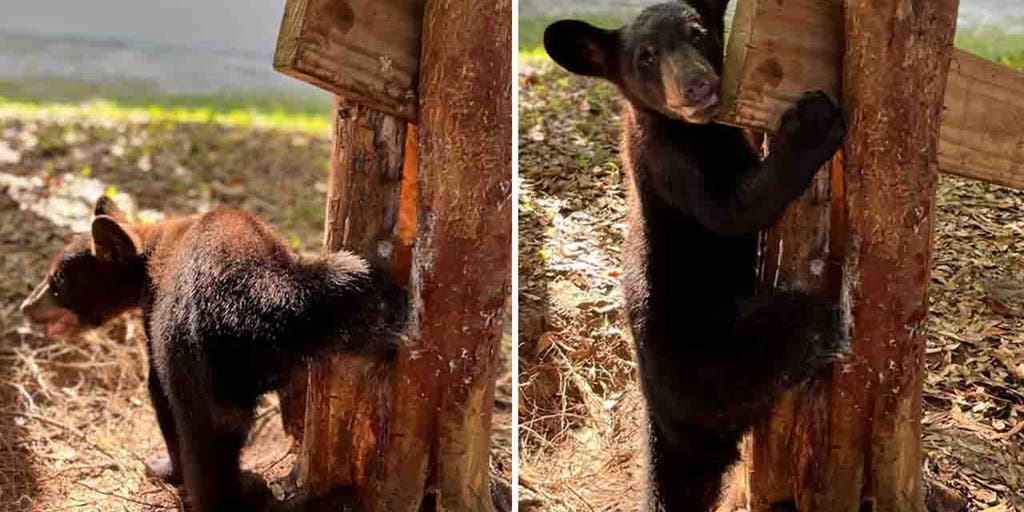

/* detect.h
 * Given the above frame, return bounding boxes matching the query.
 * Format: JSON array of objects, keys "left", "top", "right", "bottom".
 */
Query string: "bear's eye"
[
  {"left": 48, "top": 275, "right": 61, "bottom": 299},
  {"left": 638, "top": 48, "right": 657, "bottom": 69}
]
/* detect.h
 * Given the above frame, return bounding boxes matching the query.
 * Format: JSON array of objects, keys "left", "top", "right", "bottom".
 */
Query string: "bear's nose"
[{"left": 684, "top": 74, "right": 718, "bottom": 104}]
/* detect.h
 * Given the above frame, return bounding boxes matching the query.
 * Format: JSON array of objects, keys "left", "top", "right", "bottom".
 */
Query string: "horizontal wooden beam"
[
  {"left": 274, "top": 0, "right": 426, "bottom": 121},
  {"left": 719, "top": 0, "right": 1024, "bottom": 190}
]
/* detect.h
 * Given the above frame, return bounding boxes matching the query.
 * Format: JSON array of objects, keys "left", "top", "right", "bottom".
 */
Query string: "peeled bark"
[
  {"left": 300, "top": 99, "right": 408, "bottom": 496},
  {"left": 740, "top": 1, "right": 960, "bottom": 510},
  {"left": 296, "top": 0, "right": 511, "bottom": 509},
  {"left": 416, "top": 0, "right": 512, "bottom": 508}
]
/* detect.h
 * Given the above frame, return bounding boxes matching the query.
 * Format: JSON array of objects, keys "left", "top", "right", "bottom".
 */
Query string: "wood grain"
[
  {"left": 720, "top": 0, "right": 1024, "bottom": 190},
  {"left": 299, "top": 99, "right": 410, "bottom": 500},
  {"left": 732, "top": 0, "right": 961, "bottom": 510},
  {"left": 415, "top": 0, "right": 512, "bottom": 508},
  {"left": 274, "top": 0, "right": 426, "bottom": 120}
]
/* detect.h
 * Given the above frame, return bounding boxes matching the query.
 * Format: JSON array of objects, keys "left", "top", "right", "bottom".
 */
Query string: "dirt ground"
[
  {"left": 0, "top": 107, "right": 512, "bottom": 510},
  {"left": 518, "top": 60, "right": 1024, "bottom": 511}
]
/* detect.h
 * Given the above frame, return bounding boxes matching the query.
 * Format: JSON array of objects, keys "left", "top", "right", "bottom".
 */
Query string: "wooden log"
[
  {"left": 299, "top": 98, "right": 410, "bottom": 496},
  {"left": 822, "top": 2, "right": 959, "bottom": 506},
  {"left": 736, "top": 1, "right": 960, "bottom": 510},
  {"left": 288, "top": 0, "right": 510, "bottom": 508},
  {"left": 719, "top": 0, "right": 1024, "bottom": 190},
  {"left": 274, "top": 0, "right": 426, "bottom": 121},
  {"left": 741, "top": 154, "right": 840, "bottom": 511},
  {"left": 416, "top": 0, "right": 512, "bottom": 508}
]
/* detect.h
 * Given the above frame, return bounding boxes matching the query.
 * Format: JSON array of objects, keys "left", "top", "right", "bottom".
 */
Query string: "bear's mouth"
[
  {"left": 44, "top": 310, "right": 79, "bottom": 338},
  {"left": 20, "top": 280, "right": 82, "bottom": 338},
  {"left": 676, "top": 95, "right": 720, "bottom": 123},
  {"left": 659, "top": 53, "right": 721, "bottom": 124},
  {"left": 667, "top": 94, "right": 720, "bottom": 124}
]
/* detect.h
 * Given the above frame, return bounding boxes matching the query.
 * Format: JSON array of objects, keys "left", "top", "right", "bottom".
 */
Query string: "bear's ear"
[
  {"left": 544, "top": 20, "right": 618, "bottom": 78},
  {"left": 91, "top": 215, "right": 141, "bottom": 263},
  {"left": 686, "top": 0, "right": 729, "bottom": 21},
  {"left": 94, "top": 195, "right": 126, "bottom": 221}
]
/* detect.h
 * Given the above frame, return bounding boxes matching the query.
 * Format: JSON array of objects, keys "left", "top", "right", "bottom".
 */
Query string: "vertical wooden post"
[
  {"left": 300, "top": 99, "right": 408, "bottom": 496},
  {"left": 743, "top": 154, "right": 839, "bottom": 511},
  {"left": 741, "top": 1, "right": 960, "bottom": 511},
  {"left": 295, "top": 0, "right": 511, "bottom": 509},
  {"left": 416, "top": 0, "right": 512, "bottom": 508},
  {"left": 828, "top": 2, "right": 959, "bottom": 508}
]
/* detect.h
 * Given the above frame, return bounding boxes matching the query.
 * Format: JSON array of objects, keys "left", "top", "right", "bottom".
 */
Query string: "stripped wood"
[
  {"left": 719, "top": 0, "right": 1024, "bottom": 190},
  {"left": 281, "top": 0, "right": 510, "bottom": 508},
  {"left": 416, "top": 0, "right": 512, "bottom": 508},
  {"left": 300, "top": 99, "right": 408, "bottom": 500},
  {"left": 731, "top": 0, "right": 961, "bottom": 509},
  {"left": 274, "top": 0, "right": 426, "bottom": 120}
]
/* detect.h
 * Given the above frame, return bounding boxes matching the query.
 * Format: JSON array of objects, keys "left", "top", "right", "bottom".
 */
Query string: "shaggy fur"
[
  {"left": 545, "top": 2, "right": 847, "bottom": 510},
  {"left": 22, "top": 197, "right": 407, "bottom": 511}
]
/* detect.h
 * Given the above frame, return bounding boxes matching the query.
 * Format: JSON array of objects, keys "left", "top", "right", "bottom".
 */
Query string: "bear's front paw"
[{"left": 776, "top": 91, "right": 847, "bottom": 168}]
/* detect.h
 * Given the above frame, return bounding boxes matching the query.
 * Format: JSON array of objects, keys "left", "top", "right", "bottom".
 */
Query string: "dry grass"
[
  {"left": 518, "top": 59, "right": 1024, "bottom": 511},
  {"left": 0, "top": 104, "right": 511, "bottom": 510}
]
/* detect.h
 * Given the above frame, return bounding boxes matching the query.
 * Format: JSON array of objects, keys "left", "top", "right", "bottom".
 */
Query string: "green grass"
[
  {"left": 0, "top": 97, "right": 332, "bottom": 134},
  {"left": 519, "top": 15, "right": 625, "bottom": 52},
  {"left": 956, "top": 26, "right": 1024, "bottom": 70},
  {"left": 0, "top": 73, "right": 331, "bottom": 133}
]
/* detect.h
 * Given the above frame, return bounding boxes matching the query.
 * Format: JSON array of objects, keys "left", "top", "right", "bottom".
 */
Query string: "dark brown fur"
[
  {"left": 545, "top": 2, "right": 847, "bottom": 510},
  {"left": 22, "top": 197, "right": 406, "bottom": 511}
]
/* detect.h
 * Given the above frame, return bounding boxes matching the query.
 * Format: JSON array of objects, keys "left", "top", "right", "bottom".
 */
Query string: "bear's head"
[
  {"left": 544, "top": 0, "right": 728, "bottom": 123},
  {"left": 20, "top": 196, "right": 146, "bottom": 338}
]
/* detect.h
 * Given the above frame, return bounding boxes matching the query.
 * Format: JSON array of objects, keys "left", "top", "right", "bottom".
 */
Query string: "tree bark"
[
  {"left": 416, "top": 0, "right": 512, "bottom": 509},
  {"left": 741, "top": 1, "right": 960, "bottom": 510},
  {"left": 300, "top": 99, "right": 408, "bottom": 497},
  {"left": 296, "top": 0, "right": 511, "bottom": 509}
]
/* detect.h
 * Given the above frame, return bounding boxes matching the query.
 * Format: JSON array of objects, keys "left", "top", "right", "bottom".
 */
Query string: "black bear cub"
[
  {"left": 545, "top": 1, "right": 847, "bottom": 510},
  {"left": 21, "top": 197, "right": 407, "bottom": 511}
]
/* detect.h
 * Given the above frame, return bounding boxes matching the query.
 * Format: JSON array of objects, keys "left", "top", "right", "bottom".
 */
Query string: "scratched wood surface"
[
  {"left": 728, "top": 0, "right": 961, "bottom": 510},
  {"left": 283, "top": 0, "right": 511, "bottom": 509},
  {"left": 274, "top": 0, "right": 426, "bottom": 121},
  {"left": 300, "top": 99, "right": 407, "bottom": 502},
  {"left": 720, "top": 0, "right": 1024, "bottom": 190}
]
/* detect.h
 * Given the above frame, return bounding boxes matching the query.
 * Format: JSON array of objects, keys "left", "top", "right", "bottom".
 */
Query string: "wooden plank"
[
  {"left": 941, "top": 52, "right": 1024, "bottom": 189},
  {"left": 719, "top": 0, "right": 1024, "bottom": 190},
  {"left": 719, "top": 0, "right": 844, "bottom": 132},
  {"left": 274, "top": 0, "right": 426, "bottom": 121}
]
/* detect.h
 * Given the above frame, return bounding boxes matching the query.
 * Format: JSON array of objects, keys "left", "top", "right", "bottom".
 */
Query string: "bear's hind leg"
[
  {"left": 172, "top": 396, "right": 258, "bottom": 512},
  {"left": 644, "top": 419, "right": 741, "bottom": 512},
  {"left": 145, "top": 364, "right": 183, "bottom": 484},
  {"left": 705, "top": 292, "right": 845, "bottom": 426},
  {"left": 730, "top": 292, "right": 845, "bottom": 386},
  {"left": 163, "top": 352, "right": 264, "bottom": 512}
]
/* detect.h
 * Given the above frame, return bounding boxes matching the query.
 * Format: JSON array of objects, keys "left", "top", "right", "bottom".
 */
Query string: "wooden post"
[
  {"left": 415, "top": 0, "right": 512, "bottom": 508},
  {"left": 289, "top": 0, "right": 511, "bottom": 509},
  {"left": 739, "top": 1, "right": 961, "bottom": 510},
  {"left": 718, "top": 0, "right": 1024, "bottom": 191},
  {"left": 300, "top": 99, "right": 409, "bottom": 497},
  {"left": 742, "top": 153, "right": 841, "bottom": 510}
]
